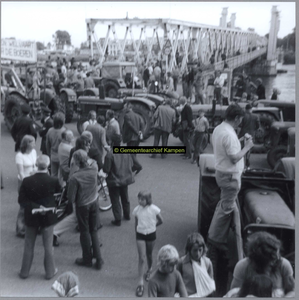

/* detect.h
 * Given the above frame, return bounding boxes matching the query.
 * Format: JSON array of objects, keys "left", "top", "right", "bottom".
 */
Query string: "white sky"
[{"left": 1, "top": 2, "right": 296, "bottom": 48}]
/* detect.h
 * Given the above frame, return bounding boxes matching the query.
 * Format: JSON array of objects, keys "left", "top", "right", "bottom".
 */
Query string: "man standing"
[
  {"left": 84, "top": 71, "right": 95, "bottom": 89},
  {"left": 86, "top": 116, "right": 110, "bottom": 160},
  {"left": 11, "top": 104, "right": 37, "bottom": 152},
  {"left": 122, "top": 102, "right": 143, "bottom": 174},
  {"left": 18, "top": 155, "right": 60, "bottom": 279},
  {"left": 68, "top": 150, "right": 104, "bottom": 270},
  {"left": 207, "top": 105, "right": 253, "bottom": 279},
  {"left": 172, "top": 65, "right": 180, "bottom": 92},
  {"left": 150, "top": 99, "right": 176, "bottom": 159},
  {"left": 39, "top": 107, "right": 53, "bottom": 155},
  {"left": 179, "top": 96, "right": 194, "bottom": 159},
  {"left": 256, "top": 78, "right": 266, "bottom": 100},
  {"left": 193, "top": 68, "right": 204, "bottom": 104},
  {"left": 58, "top": 130, "right": 74, "bottom": 184},
  {"left": 238, "top": 104, "right": 260, "bottom": 168},
  {"left": 103, "top": 143, "right": 135, "bottom": 227},
  {"left": 165, "top": 72, "right": 174, "bottom": 94},
  {"left": 105, "top": 110, "right": 121, "bottom": 148}
]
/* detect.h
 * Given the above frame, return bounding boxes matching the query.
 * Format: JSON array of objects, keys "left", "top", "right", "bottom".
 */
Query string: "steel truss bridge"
[{"left": 86, "top": 18, "right": 269, "bottom": 72}]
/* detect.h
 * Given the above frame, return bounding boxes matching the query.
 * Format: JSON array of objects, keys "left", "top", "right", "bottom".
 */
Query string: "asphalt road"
[{"left": 0, "top": 112, "right": 269, "bottom": 297}]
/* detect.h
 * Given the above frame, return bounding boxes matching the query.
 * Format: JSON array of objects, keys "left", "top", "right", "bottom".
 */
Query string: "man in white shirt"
[{"left": 207, "top": 105, "right": 253, "bottom": 272}]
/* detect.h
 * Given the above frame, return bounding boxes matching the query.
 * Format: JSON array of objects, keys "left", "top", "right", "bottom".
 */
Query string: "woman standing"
[{"left": 15, "top": 135, "right": 37, "bottom": 237}]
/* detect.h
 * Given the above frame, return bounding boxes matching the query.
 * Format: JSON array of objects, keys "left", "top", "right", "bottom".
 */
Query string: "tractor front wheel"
[{"left": 4, "top": 94, "right": 27, "bottom": 131}]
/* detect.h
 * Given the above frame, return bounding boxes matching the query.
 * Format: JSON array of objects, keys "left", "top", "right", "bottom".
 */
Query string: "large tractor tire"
[
  {"left": 267, "top": 145, "right": 288, "bottom": 169},
  {"left": 131, "top": 103, "right": 153, "bottom": 140},
  {"left": 252, "top": 113, "right": 274, "bottom": 154},
  {"left": 60, "top": 92, "right": 74, "bottom": 123},
  {"left": 104, "top": 82, "right": 119, "bottom": 98},
  {"left": 4, "top": 94, "right": 27, "bottom": 131}
]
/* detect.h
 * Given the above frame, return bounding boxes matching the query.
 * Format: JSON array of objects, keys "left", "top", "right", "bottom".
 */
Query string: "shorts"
[{"left": 136, "top": 231, "right": 156, "bottom": 241}]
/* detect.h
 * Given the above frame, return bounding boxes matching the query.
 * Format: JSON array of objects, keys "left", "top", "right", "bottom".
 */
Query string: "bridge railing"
[{"left": 214, "top": 47, "right": 267, "bottom": 71}]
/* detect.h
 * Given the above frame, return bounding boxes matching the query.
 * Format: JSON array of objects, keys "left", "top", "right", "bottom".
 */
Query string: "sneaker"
[
  {"left": 124, "top": 216, "right": 131, "bottom": 221},
  {"left": 75, "top": 258, "right": 92, "bottom": 268}
]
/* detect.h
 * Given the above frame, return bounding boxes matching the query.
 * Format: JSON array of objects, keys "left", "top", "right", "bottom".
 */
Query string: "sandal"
[
  {"left": 144, "top": 270, "right": 151, "bottom": 282},
  {"left": 135, "top": 285, "right": 144, "bottom": 297}
]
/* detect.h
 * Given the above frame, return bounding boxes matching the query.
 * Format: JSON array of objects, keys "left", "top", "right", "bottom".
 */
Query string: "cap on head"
[{"left": 21, "top": 104, "right": 31, "bottom": 114}]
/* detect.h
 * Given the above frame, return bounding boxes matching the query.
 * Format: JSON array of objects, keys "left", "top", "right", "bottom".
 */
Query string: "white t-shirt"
[
  {"left": 212, "top": 122, "right": 244, "bottom": 173},
  {"left": 132, "top": 204, "right": 161, "bottom": 235},
  {"left": 15, "top": 149, "right": 37, "bottom": 179}
]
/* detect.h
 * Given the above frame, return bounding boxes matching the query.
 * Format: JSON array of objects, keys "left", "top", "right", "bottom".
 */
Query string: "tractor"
[
  {"left": 92, "top": 61, "right": 144, "bottom": 98},
  {"left": 198, "top": 153, "right": 295, "bottom": 296},
  {"left": 1, "top": 65, "right": 64, "bottom": 131},
  {"left": 76, "top": 85, "right": 156, "bottom": 140}
]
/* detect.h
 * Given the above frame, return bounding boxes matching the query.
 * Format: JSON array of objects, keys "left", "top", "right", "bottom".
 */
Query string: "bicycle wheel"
[{"left": 98, "top": 185, "right": 112, "bottom": 211}]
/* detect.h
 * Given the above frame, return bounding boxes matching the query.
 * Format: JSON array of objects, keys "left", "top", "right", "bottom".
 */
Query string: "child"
[
  {"left": 148, "top": 244, "right": 188, "bottom": 297},
  {"left": 132, "top": 191, "right": 163, "bottom": 297},
  {"left": 177, "top": 232, "right": 215, "bottom": 297},
  {"left": 192, "top": 110, "right": 209, "bottom": 165}
]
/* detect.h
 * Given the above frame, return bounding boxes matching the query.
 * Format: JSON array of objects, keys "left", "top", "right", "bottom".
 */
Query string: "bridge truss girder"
[{"left": 86, "top": 18, "right": 267, "bottom": 71}]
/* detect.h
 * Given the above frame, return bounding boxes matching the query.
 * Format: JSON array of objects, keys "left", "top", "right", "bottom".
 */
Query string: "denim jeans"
[
  {"left": 20, "top": 225, "right": 56, "bottom": 278},
  {"left": 76, "top": 200, "right": 102, "bottom": 264},
  {"left": 152, "top": 129, "right": 169, "bottom": 157},
  {"left": 208, "top": 170, "right": 243, "bottom": 260},
  {"left": 192, "top": 132, "right": 205, "bottom": 163},
  {"left": 108, "top": 186, "right": 130, "bottom": 221}
]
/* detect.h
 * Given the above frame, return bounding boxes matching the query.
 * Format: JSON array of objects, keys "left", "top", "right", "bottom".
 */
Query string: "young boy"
[{"left": 148, "top": 245, "right": 188, "bottom": 297}]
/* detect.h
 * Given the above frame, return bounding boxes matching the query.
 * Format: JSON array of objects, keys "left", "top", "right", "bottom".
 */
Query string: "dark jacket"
[
  {"left": 256, "top": 84, "right": 266, "bottom": 100},
  {"left": 39, "top": 116, "right": 53, "bottom": 154},
  {"left": 181, "top": 104, "right": 194, "bottom": 130},
  {"left": 103, "top": 151, "right": 135, "bottom": 187},
  {"left": 122, "top": 109, "right": 143, "bottom": 144},
  {"left": 11, "top": 115, "right": 37, "bottom": 152},
  {"left": 18, "top": 172, "right": 61, "bottom": 227},
  {"left": 177, "top": 254, "right": 214, "bottom": 296}
]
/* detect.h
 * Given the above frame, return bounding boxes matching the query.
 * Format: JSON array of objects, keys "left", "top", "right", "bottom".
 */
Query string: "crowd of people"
[{"left": 8, "top": 57, "right": 294, "bottom": 297}]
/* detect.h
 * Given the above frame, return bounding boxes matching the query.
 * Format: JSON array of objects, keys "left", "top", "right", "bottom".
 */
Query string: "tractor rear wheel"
[
  {"left": 60, "top": 92, "right": 74, "bottom": 123},
  {"left": 104, "top": 82, "right": 119, "bottom": 98},
  {"left": 131, "top": 103, "right": 153, "bottom": 140},
  {"left": 4, "top": 94, "right": 27, "bottom": 131},
  {"left": 267, "top": 145, "right": 288, "bottom": 169}
]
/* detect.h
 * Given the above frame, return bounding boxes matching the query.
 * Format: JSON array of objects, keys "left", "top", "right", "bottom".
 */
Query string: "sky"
[{"left": 1, "top": 2, "right": 296, "bottom": 48}]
